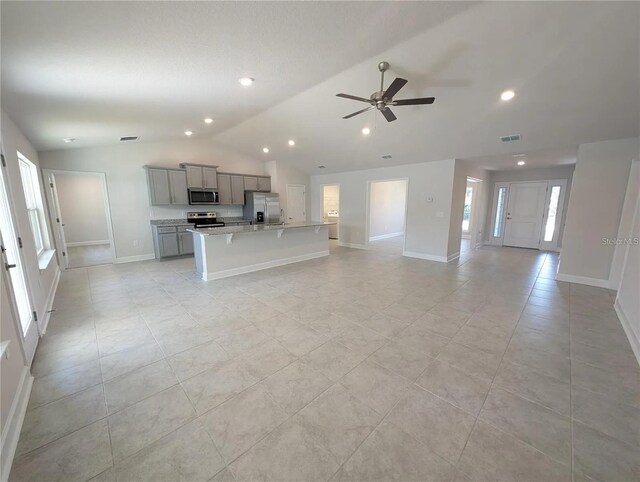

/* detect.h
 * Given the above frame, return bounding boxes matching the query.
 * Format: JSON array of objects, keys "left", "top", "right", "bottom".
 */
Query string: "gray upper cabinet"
[
  {"left": 168, "top": 170, "right": 188, "bottom": 205},
  {"left": 257, "top": 176, "right": 271, "bottom": 192},
  {"left": 244, "top": 176, "right": 258, "bottom": 191},
  {"left": 147, "top": 168, "right": 171, "bottom": 205},
  {"left": 184, "top": 164, "right": 218, "bottom": 190},
  {"left": 231, "top": 175, "right": 245, "bottom": 204},
  {"left": 217, "top": 174, "right": 232, "bottom": 205}
]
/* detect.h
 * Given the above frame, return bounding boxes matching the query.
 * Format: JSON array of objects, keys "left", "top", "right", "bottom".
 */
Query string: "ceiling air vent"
[
  {"left": 381, "top": 155, "right": 393, "bottom": 159},
  {"left": 500, "top": 134, "right": 521, "bottom": 142},
  {"left": 120, "top": 136, "right": 139, "bottom": 142}
]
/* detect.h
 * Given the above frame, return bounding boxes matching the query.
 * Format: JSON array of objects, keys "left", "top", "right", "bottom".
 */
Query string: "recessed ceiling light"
[
  {"left": 512, "top": 153, "right": 527, "bottom": 157},
  {"left": 262, "top": 147, "right": 269, "bottom": 153},
  {"left": 501, "top": 90, "right": 515, "bottom": 101},
  {"left": 185, "top": 130, "right": 193, "bottom": 136},
  {"left": 517, "top": 160, "right": 526, "bottom": 166},
  {"left": 288, "top": 140, "right": 295, "bottom": 146},
  {"left": 204, "top": 118, "right": 213, "bottom": 124},
  {"left": 239, "top": 77, "right": 255, "bottom": 87},
  {"left": 63, "top": 137, "right": 76, "bottom": 143},
  {"left": 362, "top": 127, "right": 371, "bottom": 135},
  {"left": 317, "top": 165, "right": 326, "bottom": 169}
]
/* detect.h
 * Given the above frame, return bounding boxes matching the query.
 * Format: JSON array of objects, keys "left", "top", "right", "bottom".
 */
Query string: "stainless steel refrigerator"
[{"left": 243, "top": 192, "right": 281, "bottom": 224}]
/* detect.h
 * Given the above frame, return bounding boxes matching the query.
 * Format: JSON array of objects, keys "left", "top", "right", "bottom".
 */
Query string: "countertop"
[
  {"left": 188, "top": 221, "right": 335, "bottom": 236},
  {"left": 150, "top": 217, "right": 250, "bottom": 226}
]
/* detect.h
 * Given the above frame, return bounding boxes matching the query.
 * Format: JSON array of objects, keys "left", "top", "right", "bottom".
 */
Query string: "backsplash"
[{"left": 150, "top": 205, "right": 244, "bottom": 220}]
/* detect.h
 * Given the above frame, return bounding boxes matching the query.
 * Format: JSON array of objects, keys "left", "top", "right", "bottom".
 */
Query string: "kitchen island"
[{"left": 189, "top": 222, "right": 334, "bottom": 280}]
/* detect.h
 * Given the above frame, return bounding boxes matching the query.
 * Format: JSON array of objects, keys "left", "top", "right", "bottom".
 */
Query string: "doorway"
[
  {"left": 366, "top": 179, "right": 408, "bottom": 254},
  {"left": 489, "top": 179, "right": 568, "bottom": 250},
  {"left": 286, "top": 184, "right": 306, "bottom": 224},
  {"left": 43, "top": 170, "right": 115, "bottom": 268},
  {"left": 322, "top": 184, "right": 340, "bottom": 240},
  {"left": 460, "top": 177, "right": 483, "bottom": 254}
]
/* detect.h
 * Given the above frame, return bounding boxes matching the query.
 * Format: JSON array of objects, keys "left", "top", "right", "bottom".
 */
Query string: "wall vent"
[
  {"left": 120, "top": 136, "right": 139, "bottom": 141},
  {"left": 500, "top": 134, "right": 521, "bottom": 142},
  {"left": 381, "top": 155, "right": 393, "bottom": 159}
]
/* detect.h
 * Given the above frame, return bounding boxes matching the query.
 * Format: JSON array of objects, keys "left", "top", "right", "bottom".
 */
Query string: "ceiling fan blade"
[
  {"left": 342, "top": 106, "right": 374, "bottom": 119},
  {"left": 336, "top": 93, "right": 373, "bottom": 103},
  {"left": 382, "top": 77, "right": 408, "bottom": 100},
  {"left": 381, "top": 107, "right": 397, "bottom": 122},
  {"left": 393, "top": 97, "right": 436, "bottom": 106}
]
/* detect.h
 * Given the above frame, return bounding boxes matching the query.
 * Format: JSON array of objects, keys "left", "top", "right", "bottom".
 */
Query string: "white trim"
[
  {"left": 0, "top": 368, "right": 33, "bottom": 482},
  {"left": 65, "top": 240, "right": 110, "bottom": 247},
  {"left": 402, "top": 250, "right": 449, "bottom": 263},
  {"left": 555, "top": 273, "right": 611, "bottom": 289},
  {"left": 114, "top": 253, "right": 156, "bottom": 264},
  {"left": 368, "top": 232, "right": 404, "bottom": 242},
  {"left": 614, "top": 299, "right": 640, "bottom": 367},
  {"left": 337, "top": 242, "right": 367, "bottom": 250},
  {"left": 447, "top": 251, "right": 460, "bottom": 262},
  {"left": 203, "top": 250, "right": 329, "bottom": 281},
  {"left": 38, "top": 266, "right": 60, "bottom": 335}
]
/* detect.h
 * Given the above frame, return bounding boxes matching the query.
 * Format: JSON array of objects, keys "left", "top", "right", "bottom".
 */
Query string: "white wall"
[
  {"left": 558, "top": 137, "right": 639, "bottom": 287},
  {"left": 311, "top": 159, "right": 456, "bottom": 261},
  {"left": 614, "top": 172, "right": 640, "bottom": 364},
  {"left": 54, "top": 173, "right": 110, "bottom": 245},
  {"left": 484, "top": 165, "right": 575, "bottom": 247},
  {"left": 38, "top": 138, "right": 267, "bottom": 261},
  {"left": 369, "top": 180, "right": 407, "bottom": 240},
  {"left": 265, "top": 160, "right": 311, "bottom": 223}
]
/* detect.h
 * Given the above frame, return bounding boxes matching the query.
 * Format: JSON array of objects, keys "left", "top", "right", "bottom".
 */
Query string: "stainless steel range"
[{"left": 187, "top": 211, "right": 225, "bottom": 228}]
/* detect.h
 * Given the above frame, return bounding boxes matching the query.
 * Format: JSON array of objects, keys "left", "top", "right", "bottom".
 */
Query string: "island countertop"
[{"left": 188, "top": 221, "right": 335, "bottom": 236}]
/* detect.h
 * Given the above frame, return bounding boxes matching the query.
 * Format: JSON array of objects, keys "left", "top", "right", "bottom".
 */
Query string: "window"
[
  {"left": 18, "top": 154, "right": 48, "bottom": 257},
  {"left": 493, "top": 187, "right": 507, "bottom": 238},
  {"left": 543, "top": 185, "right": 562, "bottom": 242},
  {"left": 462, "top": 187, "right": 473, "bottom": 232}
]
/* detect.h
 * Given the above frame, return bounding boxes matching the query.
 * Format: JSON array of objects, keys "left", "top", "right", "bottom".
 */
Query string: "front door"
[
  {"left": 503, "top": 182, "right": 547, "bottom": 249},
  {"left": 286, "top": 185, "right": 306, "bottom": 223}
]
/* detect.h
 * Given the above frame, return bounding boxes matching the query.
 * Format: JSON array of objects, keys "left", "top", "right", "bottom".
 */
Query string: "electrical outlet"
[{"left": 133, "top": 240, "right": 139, "bottom": 247}]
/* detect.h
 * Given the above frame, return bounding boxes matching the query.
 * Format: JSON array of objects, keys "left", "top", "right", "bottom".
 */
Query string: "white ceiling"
[
  {"left": 210, "top": 1, "right": 639, "bottom": 174},
  {"left": 463, "top": 147, "right": 578, "bottom": 171},
  {"left": 0, "top": 1, "right": 475, "bottom": 150}
]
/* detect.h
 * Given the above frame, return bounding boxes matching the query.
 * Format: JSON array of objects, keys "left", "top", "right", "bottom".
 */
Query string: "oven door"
[{"left": 188, "top": 190, "right": 219, "bottom": 205}]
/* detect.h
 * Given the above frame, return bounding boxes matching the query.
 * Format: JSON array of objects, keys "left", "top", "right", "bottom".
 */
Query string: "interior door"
[
  {"left": 286, "top": 185, "right": 306, "bottom": 223},
  {"left": 503, "top": 182, "right": 548, "bottom": 249},
  {"left": 45, "top": 173, "right": 69, "bottom": 269}
]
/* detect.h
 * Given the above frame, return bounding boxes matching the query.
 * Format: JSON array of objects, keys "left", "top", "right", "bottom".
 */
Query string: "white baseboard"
[
  {"left": 556, "top": 273, "right": 611, "bottom": 289},
  {"left": 614, "top": 299, "right": 640, "bottom": 368},
  {"left": 402, "top": 250, "right": 448, "bottom": 263},
  {"left": 65, "top": 240, "right": 110, "bottom": 247},
  {"left": 114, "top": 253, "right": 156, "bottom": 264},
  {"left": 368, "top": 232, "right": 404, "bottom": 242},
  {"left": 39, "top": 266, "right": 61, "bottom": 335},
  {"left": 203, "top": 250, "right": 330, "bottom": 281},
  {"left": 475, "top": 241, "right": 485, "bottom": 249},
  {"left": 338, "top": 242, "right": 367, "bottom": 250},
  {"left": 447, "top": 251, "right": 460, "bottom": 262},
  {"left": 1, "top": 368, "right": 33, "bottom": 482}
]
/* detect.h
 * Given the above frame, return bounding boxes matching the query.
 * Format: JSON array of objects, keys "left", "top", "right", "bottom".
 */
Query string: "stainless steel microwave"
[{"left": 188, "top": 189, "right": 219, "bottom": 205}]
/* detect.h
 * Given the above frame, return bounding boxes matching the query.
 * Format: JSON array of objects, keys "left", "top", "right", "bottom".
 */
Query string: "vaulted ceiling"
[{"left": 2, "top": 1, "right": 639, "bottom": 174}]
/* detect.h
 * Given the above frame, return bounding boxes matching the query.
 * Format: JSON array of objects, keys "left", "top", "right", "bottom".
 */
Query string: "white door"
[
  {"left": 286, "top": 185, "right": 306, "bottom": 223},
  {"left": 503, "top": 182, "right": 548, "bottom": 249},
  {"left": 0, "top": 153, "right": 40, "bottom": 363},
  {"left": 45, "top": 173, "right": 69, "bottom": 269}
]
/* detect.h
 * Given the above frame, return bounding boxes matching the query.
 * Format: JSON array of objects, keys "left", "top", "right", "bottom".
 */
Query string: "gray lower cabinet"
[{"left": 152, "top": 225, "right": 194, "bottom": 258}]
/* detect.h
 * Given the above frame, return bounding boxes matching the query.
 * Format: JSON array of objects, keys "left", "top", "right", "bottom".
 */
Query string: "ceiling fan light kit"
[{"left": 337, "top": 61, "right": 435, "bottom": 122}]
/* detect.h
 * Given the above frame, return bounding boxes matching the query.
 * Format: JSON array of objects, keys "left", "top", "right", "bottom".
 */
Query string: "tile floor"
[
  {"left": 367, "top": 235, "right": 404, "bottom": 255},
  {"left": 67, "top": 244, "right": 113, "bottom": 269},
  {"left": 10, "top": 242, "right": 640, "bottom": 481}
]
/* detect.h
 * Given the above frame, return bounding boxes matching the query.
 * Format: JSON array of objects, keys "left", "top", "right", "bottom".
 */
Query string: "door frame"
[
  {"left": 320, "top": 183, "right": 340, "bottom": 240},
  {"left": 365, "top": 178, "right": 409, "bottom": 251},
  {"left": 489, "top": 178, "right": 568, "bottom": 251},
  {"left": 285, "top": 184, "right": 307, "bottom": 223},
  {"left": 42, "top": 169, "right": 117, "bottom": 267}
]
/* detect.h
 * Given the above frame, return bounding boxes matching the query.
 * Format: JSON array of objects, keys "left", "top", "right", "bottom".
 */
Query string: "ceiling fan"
[{"left": 336, "top": 61, "right": 435, "bottom": 122}]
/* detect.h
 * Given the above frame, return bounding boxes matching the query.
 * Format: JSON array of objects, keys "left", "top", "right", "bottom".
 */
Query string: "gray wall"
[{"left": 483, "top": 165, "right": 576, "bottom": 246}]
